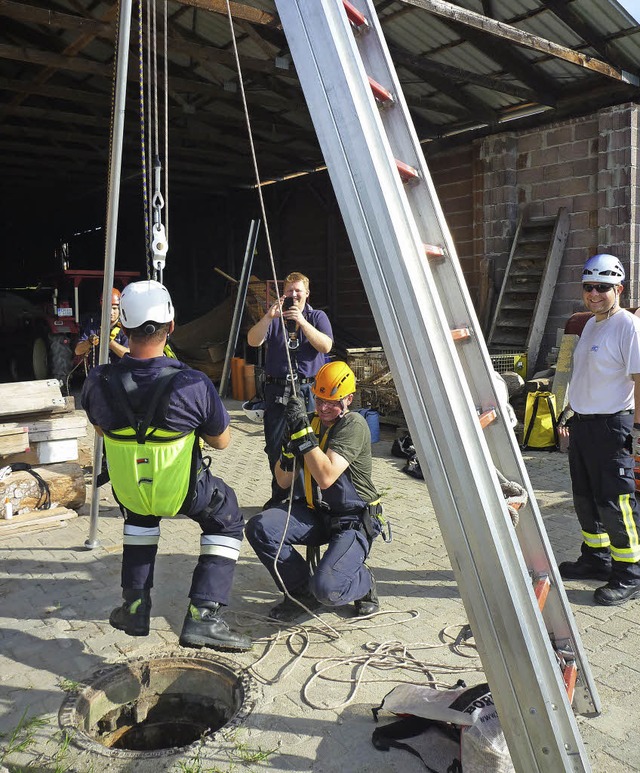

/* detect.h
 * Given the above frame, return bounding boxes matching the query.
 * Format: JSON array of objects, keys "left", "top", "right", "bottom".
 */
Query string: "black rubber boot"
[
  {"left": 179, "top": 602, "right": 252, "bottom": 651},
  {"left": 354, "top": 567, "right": 379, "bottom": 617},
  {"left": 594, "top": 579, "right": 640, "bottom": 606},
  {"left": 109, "top": 589, "right": 151, "bottom": 636},
  {"left": 558, "top": 556, "right": 611, "bottom": 581},
  {"left": 269, "top": 589, "right": 322, "bottom": 623}
]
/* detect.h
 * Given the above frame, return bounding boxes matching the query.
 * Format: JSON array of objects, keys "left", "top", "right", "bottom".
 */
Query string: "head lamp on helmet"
[
  {"left": 120, "top": 280, "right": 174, "bottom": 329},
  {"left": 581, "top": 254, "right": 625, "bottom": 286},
  {"left": 312, "top": 361, "right": 356, "bottom": 402}
]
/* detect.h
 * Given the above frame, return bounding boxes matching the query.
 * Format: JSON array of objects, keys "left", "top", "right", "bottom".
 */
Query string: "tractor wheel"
[
  {"left": 32, "top": 336, "right": 49, "bottom": 380},
  {"left": 49, "top": 333, "right": 73, "bottom": 384}
]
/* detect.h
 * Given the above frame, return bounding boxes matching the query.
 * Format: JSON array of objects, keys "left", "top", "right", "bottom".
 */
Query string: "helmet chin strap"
[
  {"left": 336, "top": 398, "right": 348, "bottom": 419},
  {"left": 606, "top": 286, "right": 621, "bottom": 319}
]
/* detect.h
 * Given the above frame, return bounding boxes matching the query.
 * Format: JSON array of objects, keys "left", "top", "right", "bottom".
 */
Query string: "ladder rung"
[
  {"left": 368, "top": 76, "right": 395, "bottom": 104},
  {"left": 563, "top": 662, "right": 578, "bottom": 703},
  {"left": 533, "top": 574, "right": 551, "bottom": 611},
  {"left": 396, "top": 159, "right": 420, "bottom": 183},
  {"left": 478, "top": 408, "right": 497, "bottom": 429},
  {"left": 451, "top": 327, "right": 472, "bottom": 341},
  {"left": 424, "top": 243, "right": 445, "bottom": 259},
  {"left": 343, "top": 0, "right": 368, "bottom": 28}
]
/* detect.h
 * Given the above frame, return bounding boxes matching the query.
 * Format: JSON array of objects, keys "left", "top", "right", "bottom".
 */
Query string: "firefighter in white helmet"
[
  {"left": 81, "top": 280, "right": 252, "bottom": 650},
  {"left": 559, "top": 254, "right": 640, "bottom": 605}
]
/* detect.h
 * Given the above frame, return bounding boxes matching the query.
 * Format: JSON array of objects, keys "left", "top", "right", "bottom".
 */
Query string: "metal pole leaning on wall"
[
  {"left": 219, "top": 219, "right": 261, "bottom": 399},
  {"left": 86, "top": 0, "right": 133, "bottom": 549}
]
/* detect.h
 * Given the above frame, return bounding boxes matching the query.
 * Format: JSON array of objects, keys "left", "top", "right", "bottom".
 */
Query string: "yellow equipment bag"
[{"left": 522, "top": 391, "right": 559, "bottom": 451}]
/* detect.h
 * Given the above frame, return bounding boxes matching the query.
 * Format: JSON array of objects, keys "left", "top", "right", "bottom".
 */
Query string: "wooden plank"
[
  {"left": 0, "top": 506, "right": 78, "bottom": 535},
  {"left": 552, "top": 333, "right": 578, "bottom": 415},
  {"left": 0, "top": 426, "right": 29, "bottom": 456},
  {"left": 0, "top": 410, "right": 87, "bottom": 443},
  {"left": 0, "top": 380, "right": 66, "bottom": 418},
  {"left": 29, "top": 427, "right": 86, "bottom": 442},
  {"left": 2, "top": 395, "right": 75, "bottom": 423},
  {"left": 526, "top": 207, "right": 570, "bottom": 377},
  {"left": 399, "top": 0, "right": 639, "bottom": 85}
]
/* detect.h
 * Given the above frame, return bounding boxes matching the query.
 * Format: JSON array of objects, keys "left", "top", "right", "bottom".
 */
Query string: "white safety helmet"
[
  {"left": 120, "top": 280, "right": 174, "bottom": 329},
  {"left": 581, "top": 253, "right": 625, "bottom": 285},
  {"left": 242, "top": 399, "right": 265, "bottom": 423}
]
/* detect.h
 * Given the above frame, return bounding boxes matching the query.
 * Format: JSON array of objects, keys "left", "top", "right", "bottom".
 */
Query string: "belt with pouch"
[
  {"left": 265, "top": 375, "right": 314, "bottom": 385},
  {"left": 572, "top": 409, "right": 633, "bottom": 420}
]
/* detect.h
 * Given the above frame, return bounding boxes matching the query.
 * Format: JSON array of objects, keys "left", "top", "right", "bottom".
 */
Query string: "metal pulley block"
[{"left": 151, "top": 222, "right": 168, "bottom": 270}]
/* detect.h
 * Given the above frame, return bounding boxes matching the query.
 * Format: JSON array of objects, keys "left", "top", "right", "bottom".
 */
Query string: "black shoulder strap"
[
  {"left": 102, "top": 365, "right": 183, "bottom": 443},
  {"left": 522, "top": 393, "right": 541, "bottom": 448}
]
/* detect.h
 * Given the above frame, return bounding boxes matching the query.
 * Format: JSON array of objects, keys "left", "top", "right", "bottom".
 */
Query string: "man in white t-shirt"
[{"left": 558, "top": 253, "right": 640, "bottom": 605}]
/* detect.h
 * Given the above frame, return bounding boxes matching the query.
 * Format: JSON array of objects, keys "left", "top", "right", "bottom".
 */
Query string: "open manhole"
[{"left": 59, "top": 652, "right": 256, "bottom": 760}]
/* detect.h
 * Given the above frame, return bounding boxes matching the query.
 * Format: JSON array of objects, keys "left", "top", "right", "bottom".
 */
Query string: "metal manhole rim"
[{"left": 58, "top": 649, "right": 258, "bottom": 760}]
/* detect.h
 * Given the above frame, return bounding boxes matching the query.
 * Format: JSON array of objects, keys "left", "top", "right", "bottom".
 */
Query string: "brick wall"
[{"left": 477, "top": 102, "right": 640, "bottom": 364}]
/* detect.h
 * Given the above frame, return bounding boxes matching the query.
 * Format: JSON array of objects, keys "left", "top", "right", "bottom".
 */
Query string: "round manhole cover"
[{"left": 59, "top": 651, "right": 257, "bottom": 760}]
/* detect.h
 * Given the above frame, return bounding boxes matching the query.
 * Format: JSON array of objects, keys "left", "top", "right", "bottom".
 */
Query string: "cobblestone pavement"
[{"left": 0, "top": 399, "right": 638, "bottom": 772}]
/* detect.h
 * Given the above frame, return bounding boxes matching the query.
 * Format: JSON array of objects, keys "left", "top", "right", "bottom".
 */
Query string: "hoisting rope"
[
  {"left": 224, "top": 0, "right": 339, "bottom": 637},
  {"left": 138, "top": 0, "right": 169, "bottom": 282},
  {"left": 225, "top": 609, "right": 480, "bottom": 711}
]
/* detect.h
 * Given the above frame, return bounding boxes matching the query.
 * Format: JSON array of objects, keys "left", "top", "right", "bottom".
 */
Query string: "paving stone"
[{"left": 0, "top": 401, "right": 638, "bottom": 770}]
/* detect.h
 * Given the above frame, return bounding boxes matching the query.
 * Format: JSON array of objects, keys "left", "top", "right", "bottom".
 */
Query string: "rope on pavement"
[{"left": 229, "top": 611, "right": 480, "bottom": 711}]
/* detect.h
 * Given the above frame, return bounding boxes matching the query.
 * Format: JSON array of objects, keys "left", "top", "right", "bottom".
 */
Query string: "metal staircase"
[{"left": 274, "top": 1, "right": 598, "bottom": 771}]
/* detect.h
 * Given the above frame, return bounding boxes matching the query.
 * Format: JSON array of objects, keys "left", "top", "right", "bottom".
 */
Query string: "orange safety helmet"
[
  {"left": 312, "top": 361, "right": 356, "bottom": 401},
  {"left": 101, "top": 288, "right": 121, "bottom": 306}
]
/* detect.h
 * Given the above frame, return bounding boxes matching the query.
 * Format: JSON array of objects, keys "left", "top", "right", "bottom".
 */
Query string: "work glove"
[
  {"left": 557, "top": 407, "right": 574, "bottom": 428},
  {"left": 279, "top": 443, "right": 295, "bottom": 472},
  {"left": 285, "top": 396, "right": 318, "bottom": 455},
  {"left": 285, "top": 395, "right": 311, "bottom": 435}
]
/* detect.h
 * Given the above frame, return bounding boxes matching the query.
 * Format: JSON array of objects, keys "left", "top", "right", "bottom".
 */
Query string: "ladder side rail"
[
  {"left": 349, "top": 0, "right": 599, "bottom": 718},
  {"left": 275, "top": 2, "right": 590, "bottom": 770},
  {"left": 525, "top": 207, "right": 570, "bottom": 376}
]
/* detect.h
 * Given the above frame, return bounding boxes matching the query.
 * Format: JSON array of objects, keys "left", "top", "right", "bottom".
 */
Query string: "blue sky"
[{"left": 617, "top": 0, "right": 640, "bottom": 21}]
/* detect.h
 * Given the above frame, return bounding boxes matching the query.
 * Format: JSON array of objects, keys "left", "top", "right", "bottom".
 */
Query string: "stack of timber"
[
  {"left": 0, "top": 380, "right": 86, "bottom": 536},
  {"left": 346, "top": 347, "right": 403, "bottom": 421},
  {"left": 169, "top": 277, "right": 278, "bottom": 383}
]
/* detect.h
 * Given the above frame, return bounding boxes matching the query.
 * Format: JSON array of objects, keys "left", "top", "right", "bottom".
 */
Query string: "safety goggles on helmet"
[
  {"left": 312, "top": 361, "right": 356, "bottom": 401},
  {"left": 581, "top": 253, "right": 625, "bottom": 285},
  {"left": 120, "top": 280, "right": 174, "bottom": 329}
]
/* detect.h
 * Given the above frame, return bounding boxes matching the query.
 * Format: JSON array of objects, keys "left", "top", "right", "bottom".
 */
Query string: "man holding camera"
[{"left": 247, "top": 272, "right": 333, "bottom": 507}]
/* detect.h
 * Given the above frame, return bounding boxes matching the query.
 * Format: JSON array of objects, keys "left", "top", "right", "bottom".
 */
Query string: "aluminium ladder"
[{"left": 274, "top": 2, "right": 599, "bottom": 771}]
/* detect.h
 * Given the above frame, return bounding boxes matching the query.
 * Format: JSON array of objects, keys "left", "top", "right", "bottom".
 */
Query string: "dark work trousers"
[
  {"left": 568, "top": 412, "right": 640, "bottom": 581},
  {"left": 120, "top": 477, "right": 245, "bottom": 606},
  {"left": 245, "top": 500, "right": 374, "bottom": 606},
  {"left": 263, "top": 381, "right": 315, "bottom": 502}
]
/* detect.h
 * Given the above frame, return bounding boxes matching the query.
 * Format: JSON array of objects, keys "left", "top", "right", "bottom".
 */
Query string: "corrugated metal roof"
[{"left": 1, "top": 0, "right": 639, "bottom": 196}]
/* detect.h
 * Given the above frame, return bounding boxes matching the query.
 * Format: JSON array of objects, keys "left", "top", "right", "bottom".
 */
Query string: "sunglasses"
[{"left": 582, "top": 283, "right": 615, "bottom": 293}]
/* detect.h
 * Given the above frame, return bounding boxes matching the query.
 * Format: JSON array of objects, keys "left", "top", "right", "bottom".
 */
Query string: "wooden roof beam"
[
  {"left": 0, "top": 43, "right": 108, "bottom": 76},
  {"left": 0, "top": 0, "right": 112, "bottom": 35},
  {"left": 399, "top": 0, "right": 640, "bottom": 85},
  {"left": 171, "top": 0, "right": 277, "bottom": 27}
]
